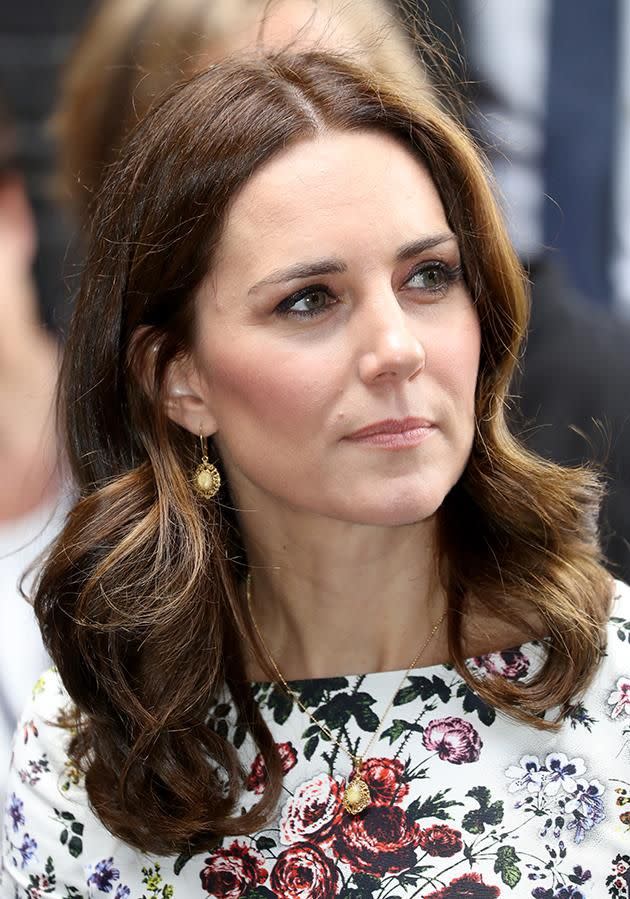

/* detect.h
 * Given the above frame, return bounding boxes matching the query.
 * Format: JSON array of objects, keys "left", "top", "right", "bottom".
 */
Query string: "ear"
[
  {"left": 129, "top": 326, "right": 218, "bottom": 437},
  {"left": 163, "top": 351, "right": 219, "bottom": 437}
]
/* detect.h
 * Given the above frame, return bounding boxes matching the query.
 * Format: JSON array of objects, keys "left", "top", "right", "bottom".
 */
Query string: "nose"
[{"left": 357, "top": 295, "right": 426, "bottom": 385}]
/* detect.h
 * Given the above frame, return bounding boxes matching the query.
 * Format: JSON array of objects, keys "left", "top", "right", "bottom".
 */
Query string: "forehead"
[{"left": 213, "top": 130, "right": 449, "bottom": 275}]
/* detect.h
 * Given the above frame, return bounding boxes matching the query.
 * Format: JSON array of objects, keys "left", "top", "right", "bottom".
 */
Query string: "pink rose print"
[
  {"left": 280, "top": 774, "right": 343, "bottom": 846},
  {"left": 608, "top": 677, "right": 630, "bottom": 719},
  {"left": 246, "top": 741, "right": 298, "bottom": 794},
  {"left": 199, "top": 840, "right": 267, "bottom": 899},
  {"left": 270, "top": 842, "right": 339, "bottom": 899},
  {"left": 333, "top": 805, "right": 421, "bottom": 877},
  {"left": 473, "top": 648, "right": 530, "bottom": 680},
  {"left": 360, "top": 757, "right": 408, "bottom": 806},
  {"left": 422, "top": 716, "right": 482, "bottom": 764},
  {"left": 424, "top": 872, "right": 500, "bottom": 898}
]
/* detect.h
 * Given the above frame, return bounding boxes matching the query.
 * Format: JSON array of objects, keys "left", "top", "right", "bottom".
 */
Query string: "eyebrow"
[{"left": 247, "top": 232, "right": 458, "bottom": 294}]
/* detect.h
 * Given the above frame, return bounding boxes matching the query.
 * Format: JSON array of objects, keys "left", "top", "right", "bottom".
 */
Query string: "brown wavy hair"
[{"left": 35, "top": 51, "right": 610, "bottom": 855}]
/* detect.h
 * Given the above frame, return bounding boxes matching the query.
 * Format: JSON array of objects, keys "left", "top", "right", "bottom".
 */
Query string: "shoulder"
[
  {"left": 1, "top": 669, "right": 90, "bottom": 899},
  {"left": 4, "top": 667, "right": 75, "bottom": 780}
]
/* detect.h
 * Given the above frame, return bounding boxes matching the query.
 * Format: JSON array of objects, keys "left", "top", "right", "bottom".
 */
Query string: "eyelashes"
[
  {"left": 406, "top": 261, "right": 463, "bottom": 293},
  {"left": 273, "top": 260, "right": 464, "bottom": 320},
  {"left": 274, "top": 284, "right": 336, "bottom": 319}
]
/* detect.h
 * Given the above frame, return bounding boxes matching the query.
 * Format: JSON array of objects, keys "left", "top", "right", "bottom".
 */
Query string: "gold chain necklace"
[{"left": 246, "top": 574, "right": 447, "bottom": 815}]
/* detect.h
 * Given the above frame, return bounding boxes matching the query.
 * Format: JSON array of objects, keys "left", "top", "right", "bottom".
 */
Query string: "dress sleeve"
[{"left": 1, "top": 669, "right": 90, "bottom": 899}]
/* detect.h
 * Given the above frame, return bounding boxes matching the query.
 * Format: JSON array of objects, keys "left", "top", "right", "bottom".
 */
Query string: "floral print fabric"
[{"left": 2, "top": 581, "right": 630, "bottom": 899}]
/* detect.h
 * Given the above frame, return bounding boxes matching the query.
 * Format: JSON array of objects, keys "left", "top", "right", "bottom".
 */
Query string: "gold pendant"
[
  {"left": 193, "top": 461, "right": 221, "bottom": 499},
  {"left": 342, "top": 775, "right": 371, "bottom": 815}
]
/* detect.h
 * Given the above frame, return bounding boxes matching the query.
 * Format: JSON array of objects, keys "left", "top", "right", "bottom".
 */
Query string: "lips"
[{"left": 346, "top": 417, "right": 434, "bottom": 440}]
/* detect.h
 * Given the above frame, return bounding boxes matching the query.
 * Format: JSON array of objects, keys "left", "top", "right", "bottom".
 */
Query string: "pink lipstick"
[{"left": 345, "top": 417, "right": 435, "bottom": 449}]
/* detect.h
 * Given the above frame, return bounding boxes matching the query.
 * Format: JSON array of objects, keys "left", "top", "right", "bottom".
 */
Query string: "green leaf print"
[
  {"left": 294, "top": 676, "right": 349, "bottom": 707},
  {"left": 462, "top": 785, "right": 504, "bottom": 834},
  {"left": 394, "top": 675, "right": 451, "bottom": 706},
  {"left": 243, "top": 888, "right": 277, "bottom": 899},
  {"left": 352, "top": 694, "right": 380, "bottom": 732},
  {"left": 457, "top": 684, "right": 496, "bottom": 726},
  {"left": 317, "top": 694, "right": 353, "bottom": 729},
  {"left": 351, "top": 873, "right": 380, "bottom": 894},
  {"left": 53, "top": 809, "right": 83, "bottom": 858},
  {"left": 611, "top": 616, "right": 630, "bottom": 642},
  {"left": 215, "top": 718, "right": 229, "bottom": 738},
  {"left": 255, "top": 835, "right": 277, "bottom": 851},
  {"left": 67, "top": 836, "right": 83, "bottom": 858},
  {"left": 304, "top": 734, "right": 320, "bottom": 760},
  {"left": 312, "top": 689, "right": 379, "bottom": 736},
  {"left": 173, "top": 846, "right": 193, "bottom": 876},
  {"left": 494, "top": 845, "right": 522, "bottom": 888},
  {"left": 267, "top": 686, "right": 293, "bottom": 725},
  {"left": 406, "top": 789, "right": 463, "bottom": 821},
  {"left": 381, "top": 719, "right": 424, "bottom": 744},
  {"left": 27, "top": 856, "right": 57, "bottom": 898}
]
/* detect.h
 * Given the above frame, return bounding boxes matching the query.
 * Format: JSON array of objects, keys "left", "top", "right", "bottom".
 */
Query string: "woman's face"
[{"left": 174, "top": 130, "right": 481, "bottom": 527}]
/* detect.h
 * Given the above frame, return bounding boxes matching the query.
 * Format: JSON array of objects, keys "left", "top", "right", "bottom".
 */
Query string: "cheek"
[
  {"left": 431, "top": 311, "right": 481, "bottom": 407},
  {"left": 204, "top": 340, "right": 336, "bottom": 435}
]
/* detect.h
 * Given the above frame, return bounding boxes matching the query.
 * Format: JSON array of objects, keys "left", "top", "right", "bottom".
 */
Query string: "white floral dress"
[{"left": 3, "top": 582, "right": 630, "bottom": 899}]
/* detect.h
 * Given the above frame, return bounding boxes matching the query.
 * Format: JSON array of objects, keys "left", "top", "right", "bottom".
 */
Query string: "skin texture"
[{"left": 166, "top": 130, "right": 481, "bottom": 678}]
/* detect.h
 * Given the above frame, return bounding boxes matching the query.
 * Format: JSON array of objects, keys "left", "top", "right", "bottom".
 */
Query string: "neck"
[{"left": 240, "top": 508, "right": 448, "bottom": 681}]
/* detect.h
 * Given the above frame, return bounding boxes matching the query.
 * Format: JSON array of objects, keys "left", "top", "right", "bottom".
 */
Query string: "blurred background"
[
  {"left": 1, "top": 0, "right": 629, "bottom": 804},
  {"left": 0, "top": 2, "right": 94, "bottom": 334}
]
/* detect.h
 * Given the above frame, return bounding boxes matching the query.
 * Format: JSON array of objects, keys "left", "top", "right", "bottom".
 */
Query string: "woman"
[{"left": 2, "top": 51, "right": 627, "bottom": 898}]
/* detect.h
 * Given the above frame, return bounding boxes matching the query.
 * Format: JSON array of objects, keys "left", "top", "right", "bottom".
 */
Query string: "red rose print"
[
  {"left": 280, "top": 774, "right": 344, "bottom": 845},
  {"left": 270, "top": 842, "right": 339, "bottom": 899},
  {"left": 333, "top": 805, "right": 421, "bottom": 877},
  {"left": 360, "top": 757, "right": 408, "bottom": 806},
  {"left": 200, "top": 840, "right": 267, "bottom": 899},
  {"left": 424, "top": 871, "right": 500, "bottom": 898},
  {"left": 422, "top": 717, "right": 482, "bottom": 764},
  {"left": 246, "top": 741, "right": 298, "bottom": 794},
  {"left": 418, "top": 824, "right": 463, "bottom": 857},
  {"left": 246, "top": 754, "right": 267, "bottom": 795}
]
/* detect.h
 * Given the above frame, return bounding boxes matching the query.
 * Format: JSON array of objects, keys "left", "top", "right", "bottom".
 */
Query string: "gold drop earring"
[{"left": 193, "top": 431, "right": 221, "bottom": 499}]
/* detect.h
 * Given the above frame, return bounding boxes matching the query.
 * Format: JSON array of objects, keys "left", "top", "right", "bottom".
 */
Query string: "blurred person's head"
[{"left": 55, "top": 0, "right": 427, "bottom": 219}]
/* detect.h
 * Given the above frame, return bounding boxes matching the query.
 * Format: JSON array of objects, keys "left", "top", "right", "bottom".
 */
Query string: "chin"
[{"left": 328, "top": 487, "right": 448, "bottom": 528}]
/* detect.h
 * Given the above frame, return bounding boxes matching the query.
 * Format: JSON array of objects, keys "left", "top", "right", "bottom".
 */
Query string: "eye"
[
  {"left": 275, "top": 285, "right": 338, "bottom": 318},
  {"left": 405, "top": 261, "right": 462, "bottom": 292}
]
